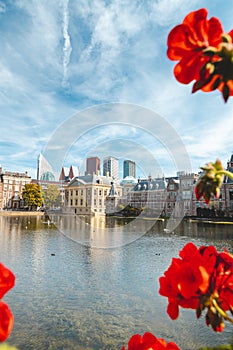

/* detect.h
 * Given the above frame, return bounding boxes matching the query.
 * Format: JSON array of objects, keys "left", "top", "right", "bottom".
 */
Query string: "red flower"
[
  {"left": 0, "top": 262, "right": 15, "bottom": 299},
  {"left": 192, "top": 30, "right": 233, "bottom": 102},
  {"left": 167, "top": 8, "right": 223, "bottom": 84},
  {"left": 211, "top": 250, "right": 233, "bottom": 312},
  {"left": 167, "top": 9, "right": 233, "bottom": 101},
  {"left": 159, "top": 243, "right": 211, "bottom": 319},
  {"left": 159, "top": 243, "right": 233, "bottom": 332},
  {"left": 122, "top": 332, "right": 180, "bottom": 350},
  {"left": 0, "top": 263, "right": 15, "bottom": 342},
  {"left": 0, "top": 301, "right": 14, "bottom": 342}
]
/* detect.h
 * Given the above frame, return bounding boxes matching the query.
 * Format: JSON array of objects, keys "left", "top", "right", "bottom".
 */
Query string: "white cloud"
[
  {"left": 62, "top": 0, "right": 72, "bottom": 87},
  {"left": 149, "top": 0, "right": 199, "bottom": 27},
  {"left": 0, "top": 1, "right": 6, "bottom": 13},
  {"left": 0, "top": 0, "right": 233, "bottom": 179}
]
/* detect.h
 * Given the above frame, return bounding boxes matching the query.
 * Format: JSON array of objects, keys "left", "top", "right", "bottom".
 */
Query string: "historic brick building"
[
  {"left": 0, "top": 167, "right": 31, "bottom": 210},
  {"left": 64, "top": 173, "right": 122, "bottom": 215}
]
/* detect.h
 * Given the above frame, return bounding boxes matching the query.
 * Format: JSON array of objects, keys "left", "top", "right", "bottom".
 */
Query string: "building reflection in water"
[
  {"left": 50, "top": 214, "right": 162, "bottom": 249},
  {"left": 0, "top": 214, "right": 232, "bottom": 350}
]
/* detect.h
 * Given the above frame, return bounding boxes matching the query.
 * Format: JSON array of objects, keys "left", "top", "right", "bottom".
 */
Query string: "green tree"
[
  {"left": 42, "top": 184, "right": 60, "bottom": 209},
  {"left": 22, "top": 183, "right": 43, "bottom": 210}
]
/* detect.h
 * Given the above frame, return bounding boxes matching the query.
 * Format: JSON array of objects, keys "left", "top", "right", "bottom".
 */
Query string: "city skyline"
[
  {"left": 3, "top": 149, "right": 233, "bottom": 184},
  {"left": 36, "top": 151, "right": 166, "bottom": 181}
]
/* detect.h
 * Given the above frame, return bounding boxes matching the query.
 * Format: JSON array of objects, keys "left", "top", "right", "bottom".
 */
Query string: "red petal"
[
  {"left": 128, "top": 334, "right": 142, "bottom": 349},
  {"left": 174, "top": 54, "right": 208, "bottom": 84},
  {"left": 142, "top": 332, "right": 159, "bottom": 348},
  {"left": 0, "top": 301, "right": 14, "bottom": 342},
  {"left": 167, "top": 342, "right": 181, "bottom": 350},
  {"left": 228, "top": 29, "right": 233, "bottom": 41},
  {"left": 167, "top": 300, "right": 179, "bottom": 320},
  {"left": 208, "top": 17, "right": 224, "bottom": 46},
  {"left": 183, "top": 8, "right": 209, "bottom": 45},
  {"left": 167, "top": 24, "right": 199, "bottom": 60},
  {"left": 0, "top": 263, "right": 15, "bottom": 299}
]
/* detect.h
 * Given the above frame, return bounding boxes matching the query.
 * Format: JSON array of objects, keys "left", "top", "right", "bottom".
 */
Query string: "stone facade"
[
  {"left": 165, "top": 178, "right": 179, "bottom": 217},
  {"left": 64, "top": 174, "right": 122, "bottom": 215},
  {"left": 124, "top": 178, "right": 167, "bottom": 217},
  {"left": 0, "top": 169, "right": 31, "bottom": 210}
]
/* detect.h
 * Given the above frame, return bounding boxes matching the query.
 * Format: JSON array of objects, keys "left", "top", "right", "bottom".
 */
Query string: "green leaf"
[
  {"left": 212, "top": 77, "right": 221, "bottom": 90},
  {"left": 222, "top": 83, "right": 230, "bottom": 103},
  {"left": 0, "top": 344, "right": 18, "bottom": 350}
]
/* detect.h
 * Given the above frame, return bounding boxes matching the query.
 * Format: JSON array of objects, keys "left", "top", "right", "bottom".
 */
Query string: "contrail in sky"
[{"left": 62, "top": 0, "right": 72, "bottom": 87}]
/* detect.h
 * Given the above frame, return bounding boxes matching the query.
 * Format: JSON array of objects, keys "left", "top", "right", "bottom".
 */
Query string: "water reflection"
[
  {"left": 171, "top": 219, "right": 233, "bottom": 248},
  {"left": 0, "top": 215, "right": 232, "bottom": 349},
  {"left": 51, "top": 214, "right": 161, "bottom": 249}
]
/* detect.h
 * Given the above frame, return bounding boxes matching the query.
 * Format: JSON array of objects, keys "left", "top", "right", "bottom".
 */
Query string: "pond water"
[{"left": 0, "top": 214, "right": 233, "bottom": 350}]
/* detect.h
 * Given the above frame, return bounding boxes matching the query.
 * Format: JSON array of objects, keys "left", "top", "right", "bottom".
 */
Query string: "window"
[
  {"left": 229, "top": 190, "right": 233, "bottom": 200},
  {"left": 80, "top": 199, "right": 83, "bottom": 206},
  {"left": 183, "top": 191, "right": 191, "bottom": 199},
  {"left": 99, "top": 190, "right": 102, "bottom": 196}
]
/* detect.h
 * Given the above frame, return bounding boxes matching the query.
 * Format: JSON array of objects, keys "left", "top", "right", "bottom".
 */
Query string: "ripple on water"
[{"left": 1, "top": 216, "right": 232, "bottom": 349}]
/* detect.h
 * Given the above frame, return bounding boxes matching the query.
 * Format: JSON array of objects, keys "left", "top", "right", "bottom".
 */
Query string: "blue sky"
[{"left": 1, "top": 0, "right": 233, "bottom": 180}]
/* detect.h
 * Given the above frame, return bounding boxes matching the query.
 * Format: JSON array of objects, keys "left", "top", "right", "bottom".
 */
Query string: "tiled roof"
[
  {"left": 132, "top": 179, "right": 167, "bottom": 191},
  {"left": 67, "top": 174, "right": 114, "bottom": 187},
  {"left": 226, "top": 167, "right": 233, "bottom": 183}
]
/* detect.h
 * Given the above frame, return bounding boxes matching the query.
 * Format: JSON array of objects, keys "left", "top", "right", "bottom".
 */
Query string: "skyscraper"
[
  {"left": 37, "top": 153, "right": 55, "bottom": 181},
  {"left": 103, "top": 156, "right": 118, "bottom": 180},
  {"left": 85, "top": 157, "right": 100, "bottom": 175},
  {"left": 123, "top": 160, "right": 136, "bottom": 178}
]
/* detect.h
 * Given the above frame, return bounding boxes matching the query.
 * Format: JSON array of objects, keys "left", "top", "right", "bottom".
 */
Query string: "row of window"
[
  {"left": 70, "top": 198, "right": 104, "bottom": 206},
  {"left": 69, "top": 188, "right": 109, "bottom": 197}
]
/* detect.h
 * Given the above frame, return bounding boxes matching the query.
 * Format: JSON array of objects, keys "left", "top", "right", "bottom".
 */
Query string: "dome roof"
[
  {"left": 120, "top": 176, "right": 137, "bottom": 184},
  {"left": 40, "top": 171, "right": 55, "bottom": 181}
]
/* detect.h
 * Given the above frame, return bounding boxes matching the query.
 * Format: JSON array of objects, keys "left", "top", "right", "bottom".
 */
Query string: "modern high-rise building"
[
  {"left": 85, "top": 157, "right": 100, "bottom": 175},
  {"left": 103, "top": 156, "right": 118, "bottom": 180},
  {"left": 37, "top": 153, "right": 55, "bottom": 181},
  {"left": 123, "top": 160, "right": 136, "bottom": 178}
]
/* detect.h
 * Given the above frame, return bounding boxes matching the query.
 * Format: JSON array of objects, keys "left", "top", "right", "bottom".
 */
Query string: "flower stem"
[
  {"left": 218, "top": 170, "right": 233, "bottom": 180},
  {"left": 212, "top": 299, "right": 233, "bottom": 324}
]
